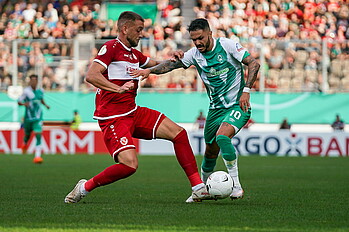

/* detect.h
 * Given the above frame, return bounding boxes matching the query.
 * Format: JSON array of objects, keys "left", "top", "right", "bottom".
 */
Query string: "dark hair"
[
  {"left": 188, "top": 18, "right": 211, "bottom": 32},
  {"left": 29, "top": 74, "right": 38, "bottom": 79},
  {"left": 117, "top": 11, "right": 144, "bottom": 32}
]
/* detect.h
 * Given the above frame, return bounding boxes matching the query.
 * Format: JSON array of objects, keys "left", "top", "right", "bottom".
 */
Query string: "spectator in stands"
[
  {"left": 45, "top": 3, "right": 59, "bottom": 23},
  {"left": 331, "top": 114, "right": 345, "bottom": 131},
  {"left": 280, "top": 118, "right": 291, "bottom": 130},
  {"left": 0, "top": 0, "right": 349, "bottom": 92},
  {"left": 22, "top": 3, "right": 36, "bottom": 24}
]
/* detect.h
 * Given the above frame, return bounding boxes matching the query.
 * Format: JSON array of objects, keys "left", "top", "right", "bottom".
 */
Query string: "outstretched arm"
[
  {"left": 150, "top": 59, "right": 185, "bottom": 74},
  {"left": 239, "top": 55, "right": 260, "bottom": 112},
  {"left": 131, "top": 60, "right": 185, "bottom": 79}
]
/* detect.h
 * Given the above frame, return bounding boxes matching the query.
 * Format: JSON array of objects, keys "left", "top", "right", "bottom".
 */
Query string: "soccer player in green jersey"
[
  {"left": 18, "top": 74, "right": 50, "bottom": 163},
  {"left": 132, "top": 18, "right": 260, "bottom": 202}
]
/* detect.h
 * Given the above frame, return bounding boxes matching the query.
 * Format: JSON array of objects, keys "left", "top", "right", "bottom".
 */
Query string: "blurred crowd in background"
[{"left": 0, "top": 0, "right": 348, "bottom": 92}]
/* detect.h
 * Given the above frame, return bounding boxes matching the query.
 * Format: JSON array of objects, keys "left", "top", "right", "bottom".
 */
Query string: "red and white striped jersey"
[{"left": 92, "top": 38, "right": 150, "bottom": 120}]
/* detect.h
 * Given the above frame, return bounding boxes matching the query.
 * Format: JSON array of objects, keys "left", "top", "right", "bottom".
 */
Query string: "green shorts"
[
  {"left": 204, "top": 105, "right": 251, "bottom": 144},
  {"left": 23, "top": 120, "right": 43, "bottom": 134}
]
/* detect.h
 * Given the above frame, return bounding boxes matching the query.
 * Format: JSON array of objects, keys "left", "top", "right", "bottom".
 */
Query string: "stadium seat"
[
  {"left": 280, "top": 69, "right": 292, "bottom": 80},
  {"left": 328, "top": 75, "right": 341, "bottom": 90},
  {"left": 277, "top": 76, "right": 291, "bottom": 92},
  {"left": 268, "top": 69, "right": 280, "bottom": 80},
  {"left": 305, "top": 69, "right": 319, "bottom": 82},
  {"left": 341, "top": 77, "right": 349, "bottom": 91},
  {"left": 290, "top": 77, "right": 303, "bottom": 91},
  {"left": 293, "top": 68, "right": 305, "bottom": 80},
  {"left": 331, "top": 59, "right": 343, "bottom": 78}
]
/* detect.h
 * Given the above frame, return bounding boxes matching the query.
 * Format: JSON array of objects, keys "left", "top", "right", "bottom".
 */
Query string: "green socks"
[
  {"left": 35, "top": 133, "right": 42, "bottom": 146},
  {"left": 201, "top": 157, "right": 217, "bottom": 173},
  {"left": 216, "top": 135, "right": 236, "bottom": 161}
]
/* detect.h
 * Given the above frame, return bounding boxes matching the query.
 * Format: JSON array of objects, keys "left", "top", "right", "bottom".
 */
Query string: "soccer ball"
[{"left": 206, "top": 171, "right": 233, "bottom": 199}]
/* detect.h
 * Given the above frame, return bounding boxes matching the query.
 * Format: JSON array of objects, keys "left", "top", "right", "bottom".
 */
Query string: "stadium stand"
[{"left": 0, "top": 0, "right": 348, "bottom": 92}]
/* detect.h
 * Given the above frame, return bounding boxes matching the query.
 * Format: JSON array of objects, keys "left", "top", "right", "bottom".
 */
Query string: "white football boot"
[
  {"left": 230, "top": 185, "right": 244, "bottom": 200},
  {"left": 185, "top": 186, "right": 215, "bottom": 203},
  {"left": 64, "top": 179, "right": 87, "bottom": 203}
]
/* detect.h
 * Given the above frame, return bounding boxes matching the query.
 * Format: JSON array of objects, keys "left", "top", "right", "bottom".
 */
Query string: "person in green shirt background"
[{"left": 18, "top": 74, "right": 50, "bottom": 164}]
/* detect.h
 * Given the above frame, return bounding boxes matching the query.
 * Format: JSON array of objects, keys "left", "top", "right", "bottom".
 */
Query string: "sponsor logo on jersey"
[
  {"left": 120, "top": 137, "right": 128, "bottom": 145},
  {"left": 126, "top": 66, "right": 138, "bottom": 74},
  {"left": 98, "top": 45, "right": 107, "bottom": 56},
  {"left": 123, "top": 54, "right": 132, "bottom": 59},
  {"left": 206, "top": 67, "right": 229, "bottom": 77}
]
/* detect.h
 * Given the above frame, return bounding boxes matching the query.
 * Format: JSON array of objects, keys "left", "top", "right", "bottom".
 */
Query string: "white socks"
[
  {"left": 223, "top": 158, "right": 241, "bottom": 187},
  {"left": 192, "top": 183, "right": 205, "bottom": 191},
  {"left": 80, "top": 183, "right": 89, "bottom": 195},
  {"left": 35, "top": 145, "right": 41, "bottom": 158},
  {"left": 201, "top": 168, "right": 213, "bottom": 184}
]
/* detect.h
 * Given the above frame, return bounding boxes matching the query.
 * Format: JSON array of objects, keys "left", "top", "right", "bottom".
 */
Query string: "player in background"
[
  {"left": 64, "top": 11, "right": 211, "bottom": 204},
  {"left": 18, "top": 74, "right": 50, "bottom": 163},
  {"left": 70, "top": 110, "right": 82, "bottom": 130},
  {"left": 131, "top": 18, "right": 260, "bottom": 202},
  {"left": 195, "top": 110, "right": 206, "bottom": 130}
]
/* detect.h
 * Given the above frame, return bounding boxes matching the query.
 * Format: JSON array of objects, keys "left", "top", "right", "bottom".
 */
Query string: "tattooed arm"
[
  {"left": 239, "top": 55, "right": 260, "bottom": 112},
  {"left": 150, "top": 60, "right": 185, "bottom": 74},
  {"left": 131, "top": 60, "right": 186, "bottom": 79},
  {"left": 242, "top": 55, "right": 260, "bottom": 89}
]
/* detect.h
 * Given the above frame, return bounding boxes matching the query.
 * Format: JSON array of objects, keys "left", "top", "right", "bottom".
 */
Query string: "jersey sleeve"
[
  {"left": 18, "top": 88, "right": 28, "bottom": 103},
  {"left": 132, "top": 49, "right": 150, "bottom": 68},
  {"left": 180, "top": 48, "right": 196, "bottom": 68},
  {"left": 93, "top": 42, "right": 115, "bottom": 69},
  {"left": 220, "top": 37, "right": 250, "bottom": 62}
]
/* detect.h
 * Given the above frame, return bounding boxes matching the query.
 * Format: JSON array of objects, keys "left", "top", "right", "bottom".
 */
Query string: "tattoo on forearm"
[
  {"left": 150, "top": 60, "right": 184, "bottom": 74},
  {"left": 243, "top": 56, "right": 260, "bottom": 88}
]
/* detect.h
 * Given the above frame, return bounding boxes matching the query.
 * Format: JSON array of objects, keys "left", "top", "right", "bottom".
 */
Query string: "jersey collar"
[
  {"left": 116, "top": 37, "right": 131, "bottom": 51},
  {"left": 211, "top": 38, "right": 217, "bottom": 51},
  {"left": 201, "top": 38, "right": 216, "bottom": 53}
]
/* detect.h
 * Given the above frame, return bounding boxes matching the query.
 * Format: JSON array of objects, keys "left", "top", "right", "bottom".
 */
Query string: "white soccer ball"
[{"left": 206, "top": 171, "right": 233, "bottom": 199}]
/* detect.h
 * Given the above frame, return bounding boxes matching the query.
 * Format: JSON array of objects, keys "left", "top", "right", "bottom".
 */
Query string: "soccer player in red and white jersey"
[{"left": 64, "top": 11, "right": 211, "bottom": 203}]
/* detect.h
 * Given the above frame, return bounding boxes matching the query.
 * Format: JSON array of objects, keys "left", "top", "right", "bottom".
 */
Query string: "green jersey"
[
  {"left": 18, "top": 86, "right": 45, "bottom": 122},
  {"left": 181, "top": 38, "right": 249, "bottom": 109}
]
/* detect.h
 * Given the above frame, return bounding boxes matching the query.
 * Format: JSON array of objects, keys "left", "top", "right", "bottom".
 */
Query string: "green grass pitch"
[{"left": 0, "top": 154, "right": 348, "bottom": 232}]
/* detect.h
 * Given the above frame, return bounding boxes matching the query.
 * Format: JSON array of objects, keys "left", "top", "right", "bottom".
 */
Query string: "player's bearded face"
[
  {"left": 126, "top": 20, "right": 144, "bottom": 47},
  {"left": 190, "top": 29, "right": 212, "bottom": 53}
]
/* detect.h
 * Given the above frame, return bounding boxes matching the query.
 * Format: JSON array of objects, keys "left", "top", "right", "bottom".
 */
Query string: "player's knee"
[
  {"left": 120, "top": 158, "right": 138, "bottom": 170},
  {"left": 173, "top": 126, "right": 185, "bottom": 138},
  {"left": 117, "top": 150, "right": 138, "bottom": 169},
  {"left": 172, "top": 128, "right": 188, "bottom": 143}
]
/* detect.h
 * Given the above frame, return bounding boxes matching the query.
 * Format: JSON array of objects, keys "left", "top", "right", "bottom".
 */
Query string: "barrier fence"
[{"left": 1, "top": 129, "right": 348, "bottom": 156}]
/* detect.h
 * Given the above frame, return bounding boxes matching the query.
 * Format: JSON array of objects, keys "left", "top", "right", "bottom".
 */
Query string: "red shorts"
[{"left": 98, "top": 106, "right": 166, "bottom": 161}]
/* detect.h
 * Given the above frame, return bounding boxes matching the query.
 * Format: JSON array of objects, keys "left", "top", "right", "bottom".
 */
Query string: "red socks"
[
  {"left": 85, "top": 163, "right": 136, "bottom": 192},
  {"left": 84, "top": 129, "right": 201, "bottom": 192},
  {"left": 173, "top": 130, "right": 203, "bottom": 187}
]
